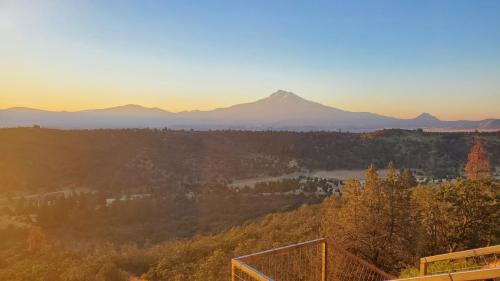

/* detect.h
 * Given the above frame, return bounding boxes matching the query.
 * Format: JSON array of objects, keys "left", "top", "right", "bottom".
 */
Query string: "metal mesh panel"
[
  {"left": 231, "top": 238, "right": 394, "bottom": 281},
  {"left": 239, "top": 240, "right": 323, "bottom": 281},
  {"left": 326, "top": 242, "right": 392, "bottom": 281},
  {"left": 232, "top": 242, "right": 500, "bottom": 281}
]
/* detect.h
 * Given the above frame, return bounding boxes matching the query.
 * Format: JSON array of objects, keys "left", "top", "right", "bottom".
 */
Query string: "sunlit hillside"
[{"left": 1, "top": 1, "right": 500, "bottom": 280}]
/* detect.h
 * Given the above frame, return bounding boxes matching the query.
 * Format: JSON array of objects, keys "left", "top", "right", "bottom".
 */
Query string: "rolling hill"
[{"left": 0, "top": 128, "right": 499, "bottom": 193}]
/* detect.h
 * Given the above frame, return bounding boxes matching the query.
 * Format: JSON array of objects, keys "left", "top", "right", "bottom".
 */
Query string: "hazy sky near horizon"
[{"left": 1, "top": 0, "right": 499, "bottom": 120}]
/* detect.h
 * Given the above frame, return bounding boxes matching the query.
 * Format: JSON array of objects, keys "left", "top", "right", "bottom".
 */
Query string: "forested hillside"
[
  {"left": 1, "top": 128, "right": 498, "bottom": 281},
  {"left": 1, "top": 128, "right": 499, "bottom": 193},
  {"left": 0, "top": 165, "right": 497, "bottom": 281}
]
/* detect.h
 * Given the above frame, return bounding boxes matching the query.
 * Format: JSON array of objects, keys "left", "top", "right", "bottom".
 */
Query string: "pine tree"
[
  {"left": 385, "top": 162, "right": 398, "bottom": 245},
  {"left": 399, "top": 169, "right": 417, "bottom": 188},
  {"left": 359, "top": 164, "right": 390, "bottom": 266},
  {"left": 323, "top": 163, "right": 419, "bottom": 271},
  {"left": 26, "top": 226, "right": 46, "bottom": 253},
  {"left": 464, "top": 138, "right": 491, "bottom": 180},
  {"left": 439, "top": 179, "right": 498, "bottom": 251},
  {"left": 323, "top": 179, "right": 363, "bottom": 245}
]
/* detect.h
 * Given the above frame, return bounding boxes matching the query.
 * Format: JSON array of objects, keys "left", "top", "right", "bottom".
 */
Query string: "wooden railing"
[
  {"left": 232, "top": 258, "right": 274, "bottom": 281},
  {"left": 392, "top": 268, "right": 500, "bottom": 281},
  {"left": 419, "top": 245, "right": 500, "bottom": 276},
  {"left": 232, "top": 238, "right": 327, "bottom": 281},
  {"left": 231, "top": 238, "right": 395, "bottom": 281},
  {"left": 232, "top": 241, "right": 500, "bottom": 281}
]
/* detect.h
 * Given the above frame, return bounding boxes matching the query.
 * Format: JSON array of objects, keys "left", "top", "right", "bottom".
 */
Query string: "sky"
[{"left": 1, "top": 0, "right": 499, "bottom": 120}]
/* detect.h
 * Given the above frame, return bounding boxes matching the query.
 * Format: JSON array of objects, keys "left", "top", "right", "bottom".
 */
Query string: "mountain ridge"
[{"left": 1, "top": 90, "right": 498, "bottom": 131}]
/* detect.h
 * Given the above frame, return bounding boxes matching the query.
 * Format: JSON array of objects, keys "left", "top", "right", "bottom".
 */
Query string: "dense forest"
[
  {"left": 0, "top": 165, "right": 497, "bottom": 281},
  {"left": 3, "top": 185, "right": 324, "bottom": 244},
  {"left": 0, "top": 128, "right": 498, "bottom": 281},
  {"left": 1, "top": 128, "right": 499, "bottom": 193}
]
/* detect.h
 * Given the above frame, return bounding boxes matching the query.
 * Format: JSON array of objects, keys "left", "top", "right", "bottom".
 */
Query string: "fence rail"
[
  {"left": 232, "top": 240, "right": 500, "bottom": 281},
  {"left": 232, "top": 259, "right": 273, "bottom": 281},
  {"left": 231, "top": 238, "right": 395, "bottom": 281},
  {"left": 232, "top": 238, "right": 326, "bottom": 281},
  {"left": 419, "top": 245, "right": 500, "bottom": 275},
  {"left": 396, "top": 267, "right": 500, "bottom": 281}
]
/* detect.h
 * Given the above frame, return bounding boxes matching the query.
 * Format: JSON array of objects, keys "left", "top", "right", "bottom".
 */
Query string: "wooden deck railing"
[
  {"left": 232, "top": 238, "right": 327, "bottom": 281},
  {"left": 392, "top": 268, "right": 500, "bottom": 281},
  {"left": 232, "top": 241, "right": 500, "bottom": 281},
  {"left": 419, "top": 245, "right": 500, "bottom": 275},
  {"left": 231, "top": 238, "right": 395, "bottom": 281}
]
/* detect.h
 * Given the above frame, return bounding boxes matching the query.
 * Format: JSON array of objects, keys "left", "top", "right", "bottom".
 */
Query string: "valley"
[{"left": 1, "top": 128, "right": 499, "bottom": 195}]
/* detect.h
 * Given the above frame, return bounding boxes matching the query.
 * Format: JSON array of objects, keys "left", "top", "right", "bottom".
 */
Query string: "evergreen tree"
[
  {"left": 26, "top": 226, "right": 46, "bottom": 253},
  {"left": 96, "top": 261, "right": 126, "bottom": 281},
  {"left": 399, "top": 169, "right": 417, "bottom": 188},
  {"left": 323, "top": 163, "right": 419, "bottom": 271},
  {"left": 410, "top": 185, "right": 449, "bottom": 255},
  {"left": 322, "top": 179, "right": 362, "bottom": 245},
  {"left": 194, "top": 249, "right": 229, "bottom": 281},
  {"left": 465, "top": 138, "right": 491, "bottom": 179},
  {"left": 439, "top": 179, "right": 498, "bottom": 251}
]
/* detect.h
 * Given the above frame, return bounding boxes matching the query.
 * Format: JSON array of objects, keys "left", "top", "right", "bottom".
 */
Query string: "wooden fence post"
[
  {"left": 420, "top": 258, "right": 427, "bottom": 276},
  {"left": 322, "top": 239, "right": 327, "bottom": 281},
  {"left": 231, "top": 259, "right": 236, "bottom": 281}
]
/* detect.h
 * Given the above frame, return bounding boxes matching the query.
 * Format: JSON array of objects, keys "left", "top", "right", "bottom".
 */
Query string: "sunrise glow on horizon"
[{"left": 1, "top": 0, "right": 500, "bottom": 120}]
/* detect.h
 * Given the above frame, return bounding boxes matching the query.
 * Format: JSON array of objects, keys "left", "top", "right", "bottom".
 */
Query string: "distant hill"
[
  {"left": 0, "top": 90, "right": 498, "bottom": 131},
  {"left": 0, "top": 128, "right": 498, "bottom": 193}
]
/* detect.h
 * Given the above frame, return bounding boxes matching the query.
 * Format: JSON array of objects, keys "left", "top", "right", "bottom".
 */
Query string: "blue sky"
[{"left": 1, "top": 0, "right": 499, "bottom": 119}]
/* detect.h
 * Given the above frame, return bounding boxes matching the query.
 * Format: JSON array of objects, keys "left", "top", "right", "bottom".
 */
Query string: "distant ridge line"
[{"left": 1, "top": 90, "right": 498, "bottom": 131}]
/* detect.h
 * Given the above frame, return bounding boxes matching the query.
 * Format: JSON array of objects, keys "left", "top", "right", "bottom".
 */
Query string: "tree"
[
  {"left": 96, "top": 261, "right": 126, "bottom": 281},
  {"left": 411, "top": 179, "right": 498, "bottom": 256},
  {"left": 26, "top": 226, "right": 46, "bottom": 253},
  {"left": 322, "top": 163, "right": 419, "bottom": 273},
  {"left": 323, "top": 165, "right": 391, "bottom": 267},
  {"left": 193, "top": 249, "right": 229, "bottom": 281},
  {"left": 464, "top": 138, "right": 491, "bottom": 180},
  {"left": 321, "top": 179, "right": 362, "bottom": 245},
  {"left": 439, "top": 179, "right": 498, "bottom": 251},
  {"left": 399, "top": 169, "right": 417, "bottom": 188},
  {"left": 358, "top": 164, "right": 391, "bottom": 267},
  {"left": 381, "top": 163, "right": 416, "bottom": 267},
  {"left": 410, "top": 185, "right": 450, "bottom": 256}
]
